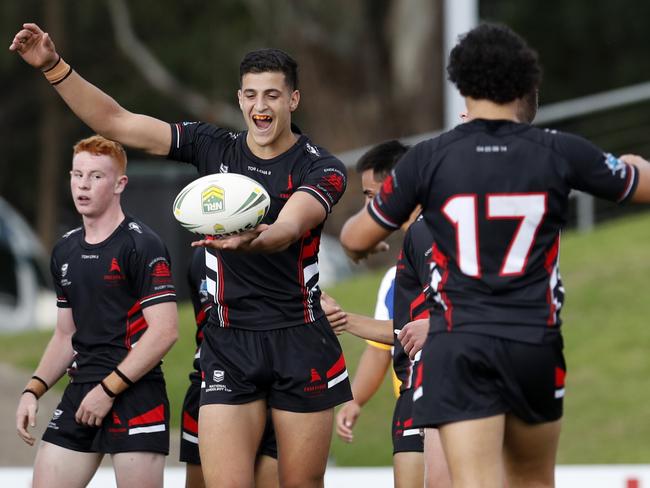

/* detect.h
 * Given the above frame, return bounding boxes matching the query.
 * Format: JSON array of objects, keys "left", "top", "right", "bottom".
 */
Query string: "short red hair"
[{"left": 73, "top": 135, "right": 127, "bottom": 175}]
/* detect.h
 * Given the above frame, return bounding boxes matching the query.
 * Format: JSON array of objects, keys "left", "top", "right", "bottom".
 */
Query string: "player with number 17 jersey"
[
  {"left": 168, "top": 122, "right": 347, "bottom": 330},
  {"left": 369, "top": 121, "right": 638, "bottom": 343}
]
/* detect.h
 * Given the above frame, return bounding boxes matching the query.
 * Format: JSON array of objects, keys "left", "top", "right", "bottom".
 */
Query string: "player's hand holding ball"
[{"left": 173, "top": 173, "right": 271, "bottom": 251}]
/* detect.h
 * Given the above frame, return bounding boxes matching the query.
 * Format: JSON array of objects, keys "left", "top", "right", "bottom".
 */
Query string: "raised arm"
[{"left": 9, "top": 23, "right": 171, "bottom": 155}]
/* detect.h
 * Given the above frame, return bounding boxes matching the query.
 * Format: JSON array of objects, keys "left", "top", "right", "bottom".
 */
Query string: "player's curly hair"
[
  {"left": 240, "top": 48, "right": 298, "bottom": 91},
  {"left": 447, "top": 23, "right": 541, "bottom": 104}
]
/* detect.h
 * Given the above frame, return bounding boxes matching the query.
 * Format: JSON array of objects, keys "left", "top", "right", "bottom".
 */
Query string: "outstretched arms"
[{"left": 10, "top": 23, "right": 171, "bottom": 155}]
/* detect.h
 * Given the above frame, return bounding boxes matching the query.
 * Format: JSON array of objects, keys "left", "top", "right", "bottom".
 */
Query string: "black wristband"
[
  {"left": 100, "top": 380, "right": 117, "bottom": 398},
  {"left": 22, "top": 388, "right": 39, "bottom": 399},
  {"left": 42, "top": 55, "right": 61, "bottom": 73},
  {"left": 31, "top": 375, "right": 49, "bottom": 390},
  {"left": 114, "top": 367, "right": 134, "bottom": 387}
]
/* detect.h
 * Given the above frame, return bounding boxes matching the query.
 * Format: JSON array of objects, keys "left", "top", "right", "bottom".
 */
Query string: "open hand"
[
  {"left": 9, "top": 23, "right": 59, "bottom": 70},
  {"left": 16, "top": 392, "right": 39, "bottom": 446},
  {"left": 192, "top": 224, "right": 269, "bottom": 252}
]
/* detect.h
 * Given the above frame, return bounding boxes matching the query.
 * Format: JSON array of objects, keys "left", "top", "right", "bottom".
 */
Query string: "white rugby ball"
[{"left": 172, "top": 173, "right": 270, "bottom": 236}]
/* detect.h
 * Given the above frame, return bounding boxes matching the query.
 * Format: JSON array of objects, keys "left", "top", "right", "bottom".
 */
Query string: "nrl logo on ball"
[{"left": 202, "top": 186, "right": 225, "bottom": 214}]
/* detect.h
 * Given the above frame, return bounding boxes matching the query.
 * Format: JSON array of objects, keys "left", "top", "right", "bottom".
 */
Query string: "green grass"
[{"left": 3, "top": 212, "right": 650, "bottom": 464}]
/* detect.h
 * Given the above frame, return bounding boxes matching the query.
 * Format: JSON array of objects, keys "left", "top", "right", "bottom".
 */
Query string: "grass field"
[{"left": 2, "top": 212, "right": 650, "bottom": 465}]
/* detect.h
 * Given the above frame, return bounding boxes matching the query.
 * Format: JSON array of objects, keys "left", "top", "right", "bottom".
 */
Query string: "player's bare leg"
[
  {"left": 112, "top": 452, "right": 165, "bottom": 488},
  {"left": 439, "top": 414, "right": 505, "bottom": 488},
  {"left": 272, "top": 408, "right": 334, "bottom": 488},
  {"left": 503, "top": 415, "right": 561, "bottom": 488},
  {"left": 32, "top": 441, "right": 103, "bottom": 488},
  {"left": 393, "top": 451, "right": 424, "bottom": 488},
  {"left": 185, "top": 463, "right": 206, "bottom": 488},
  {"left": 423, "top": 428, "right": 452, "bottom": 488},
  {"left": 199, "top": 400, "right": 267, "bottom": 488},
  {"left": 255, "top": 454, "right": 279, "bottom": 488}
]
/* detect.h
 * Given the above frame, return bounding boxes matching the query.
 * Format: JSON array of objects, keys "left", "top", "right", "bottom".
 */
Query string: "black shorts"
[
  {"left": 200, "top": 318, "right": 352, "bottom": 412},
  {"left": 42, "top": 380, "right": 169, "bottom": 454},
  {"left": 392, "top": 388, "right": 424, "bottom": 454},
  {"left": 180, "top": 378, "right": 278, "bottom": 464},
  {"left": 413, "top": 332, "right": 566, "bottom": 427}
]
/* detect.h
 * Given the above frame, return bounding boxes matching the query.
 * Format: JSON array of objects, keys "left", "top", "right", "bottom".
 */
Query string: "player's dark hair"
[
  {"left": 240, "top": 48, "right": 299, "bottom": 91},
  {"left": 355, "top": 140, "right": 409, "bottom": 181},
  {"left": 447, "top": 23, "right": 541, "bottom": 104}
]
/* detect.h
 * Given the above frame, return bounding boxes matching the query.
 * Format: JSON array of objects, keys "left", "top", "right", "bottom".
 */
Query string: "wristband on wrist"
[
  {"left": 114, "top": 367, "right": 134, "bottom": 387},
  {"left": 22, "top": 375, "right": 49, "bottom": 399},
  {"left": 100, "top": 380, "right": 117, "bottom": 398},
  {"left": 42, "top": 56, "right": 73, "bottom": 85},
  {"left": 31, "top": 375, "right": 49, "bottom": 390},
  {"left": 22, "top": 388, "right": 39, "bottom": 399},
  {"left": 101, "top": 369, "right": 132, "bottom": 397}
]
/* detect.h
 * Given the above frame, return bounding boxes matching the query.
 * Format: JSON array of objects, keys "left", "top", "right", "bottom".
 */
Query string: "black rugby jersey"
[
  {"left": 369, "top": 119, "right": 638, "bottom": 343},
  {"left": 187, "top": 247, "right": 211, "bottom": 381},
  {"left": 168, "top": 122, "right": 347, "bottom": 330},
  {"left": 51, "top": 216, "right": 177, "bottom": 382},
  {"left": 393, "top": 218, "right": 434, "bottom": 393}
]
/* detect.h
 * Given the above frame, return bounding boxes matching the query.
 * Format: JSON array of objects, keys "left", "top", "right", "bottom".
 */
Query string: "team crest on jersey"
[
  {"left": 603, "top": 153, "right": 627, "bottom": 178},
  {"left": 202, "top": 186, "right": 225, "bottom": 213},
  {"left": 219, "top": 163, "right": 229, "bottom": 173},
  {"left": 61, "top": 263, "right": 68, "bottom": 277},
  {"left": 104, "top": 257, "right": 125, "bottom": 284},
  {"left": 213, "top": 370, "right": 224, "bottom": 383},
  {"left": 128, "top": 222, "right": 142, "bottom": 234}
]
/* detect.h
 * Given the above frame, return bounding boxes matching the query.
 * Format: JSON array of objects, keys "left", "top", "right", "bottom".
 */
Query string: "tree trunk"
[{"left": 37, "top": 0, "right": 65, "bottom": 249}]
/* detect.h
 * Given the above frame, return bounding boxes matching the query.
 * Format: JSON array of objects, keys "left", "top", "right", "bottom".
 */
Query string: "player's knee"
[{"left": 279, "top": 470, "right": 325, "bottom": 488}]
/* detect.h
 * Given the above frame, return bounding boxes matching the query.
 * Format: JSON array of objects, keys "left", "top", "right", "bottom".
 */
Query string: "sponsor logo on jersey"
[
  {"left": 151, "top": 261, "right": 171, "bottom": 278},
  {"left": 603, "top": 153, "right": 627, "bottom": 179},
  {"left": 199, "top": 279, "right": 209, "bottom": 300},
  {"left": 219, "top": 163, "right": 229, "bottom": 173},
  {"left": 305, "top": 142, "right": 320, "bottom": 157},
  {"left": 322, "top": 173, "right": 345, "bottom": 193},
  {"left": 81, "top": 254, "right": 99, "bottom": 259},
  {"left": 128, "top": 222, "right": 143, "bottom": 234},
  {"left": 62, "top": 227, "right": 82, "bottom": 239},
  {"left": 476, "top": 145, "right": 508, "bottom": 153},
  {"left": 201, "top": 186, "right": 225, "bottom": 213}
]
